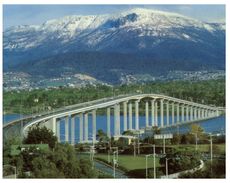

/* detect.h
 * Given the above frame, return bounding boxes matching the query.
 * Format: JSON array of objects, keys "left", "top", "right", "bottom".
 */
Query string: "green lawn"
[{"left": 95, "top": 154, "right": 161, "bottom": 171}]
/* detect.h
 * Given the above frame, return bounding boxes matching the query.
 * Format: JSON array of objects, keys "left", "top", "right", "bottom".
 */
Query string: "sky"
[{"left": 3, "top": 4, "right": 225, "bottom": 30}]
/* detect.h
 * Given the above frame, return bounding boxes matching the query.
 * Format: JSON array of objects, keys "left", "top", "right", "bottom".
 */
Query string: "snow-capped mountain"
[
  {"left": 3, "top": 8, "right": 225, "bottom": 84},
  {"left": 4, "top": 8, "right": 225, "bottom": 51}
]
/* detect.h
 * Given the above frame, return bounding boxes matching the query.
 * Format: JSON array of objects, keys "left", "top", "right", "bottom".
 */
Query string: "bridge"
[{"left": 3, "top": 94, "right": 224, "bottom": 144}]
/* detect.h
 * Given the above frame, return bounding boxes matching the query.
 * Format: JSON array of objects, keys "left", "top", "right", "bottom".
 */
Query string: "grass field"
[{"left": 95, "top": 154, "right": 161, "bottom": 171}]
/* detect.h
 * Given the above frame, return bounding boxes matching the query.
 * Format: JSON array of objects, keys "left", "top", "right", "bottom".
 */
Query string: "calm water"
[
  {"left": 3, "top": 114, "right": 225, "bottom": 143},
  {"left": 3, "top": 114, "right": 24, "bottom": 124}
]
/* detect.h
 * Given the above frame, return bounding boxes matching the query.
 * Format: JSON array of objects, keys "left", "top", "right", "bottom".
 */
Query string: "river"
[{"left": 3, "top": 114, "right": 225, "bottom": 142}]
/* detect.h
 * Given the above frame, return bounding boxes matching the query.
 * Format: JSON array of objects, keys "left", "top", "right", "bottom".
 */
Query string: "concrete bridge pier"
[
  {"left": 79, "top": 113, "right": 83, "bottom": 143},
  {"left": 106, "top": 107, "right": 111, "bottom": 138},
  {"left": 145, "top": 101, "right": 149, "bottom": 127},
  {"left": 65, "top": 116, "right": 69, "bottom": 143},
  {"left": 123, "top": 102, "right": 128, "bottom": 131},
  {"left": 186, "top": 105, "right": 189, "bottom": 122},
  {"left": 177, "top": 103, "right": 180, "bottom": 124},
  {"left": 160, "top": 99, "right": 164, "bottom": 127},
  {"left": 166, "top": 101, "right": 169, "bottom": 126},
  {"left": 198, "top": 108, "right": 201, "bottom": 119},
  {"left": 181, "top": 104, "right": 185, "bottom": 122},
  {"left": 128, "top": 102, "right": 133, "bottom": 130},
  {"left": 92, "top": 110, "right": 97, "bottom": 143},
  {"left": 171, "top": 102, "right": 175, "bottom": 125},
  {"left": 201, "top": 109, "right": 205, "bottom": 119},
  {"left": 114, "top": 104, "right": 120, "bottom": 136},
  {"left": 194, "top": 107, "right": 197, "bottom": 120},
  {"left": 190, "top": 106, "right": 193, "bottom": 121},
  {"left": 135, "top": 101, "right": 139, "bottom": 130},
  {"left": 151, "top": 99, "right": 155, "bottom": 126},
  {"left": 56, "top": 118, "right": 60, "bottom": 142},
  {"left": 84, "top": 113, "right": 88, "bottom": 142},
  {"left": 71, "top": 115, "right": 75, "bottom": 145},
  {"left": 155, "top": 101, "right": 158, "bottom": 126}
]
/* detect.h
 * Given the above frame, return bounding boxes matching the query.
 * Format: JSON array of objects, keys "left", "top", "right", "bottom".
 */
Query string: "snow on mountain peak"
[{"left": 4, "top": 8, "right": 224, "bottom": 51}]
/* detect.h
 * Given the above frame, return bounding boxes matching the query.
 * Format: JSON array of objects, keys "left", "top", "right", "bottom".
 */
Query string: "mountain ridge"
[{"left": 3, "top": 8, "right": 225, "bottom": 84}]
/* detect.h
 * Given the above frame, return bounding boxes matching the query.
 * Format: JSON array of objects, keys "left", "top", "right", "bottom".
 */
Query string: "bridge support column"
[
  {"left": 205, "top": 109, "right": 208, "bottom": 118},
  {"left": 166, "top": 101, "right": 169, "bottom": 126},
  {"left": 107, "top": 108, "right": 111, "bottom": 138},
  {"left": 171, "top": 103, "right": 175, "bottom": 125},
  {"left": 145, "top": 101, "right": 149, "bottom": 127},
  {"left": 177, "top": 103, "right": 180, "bottom": 124},
  {"left": 45, "top": 117, "right": 56, "bottom": 135},
  {"left": 212, "top": 110, "right": 215, "bottom": 117},
  {"left": 71, "top": 115, "right": 75, "bottom": 145},
  {"left": 114, "top": 104, "right": 120, "bottom": 136},
  {"left": 186, "top": 105, "right": 189, "bottom": 122},
  {"left": 52, "top": 118, "right": 56, "bottom": 135},
  {"left": 181, "top": 105, "right": 184, "bottom": 122},
  {"left": 151, "top": 100, "right": 155, "bottom": 126},
  {"left": 79, "top": 113, "right": 83, "bottom": 142},
  {"left": 198, "top": 108, "right": 201, "bottom": 119},
  {"left": 56, "top": 118, "right": 60, "bottom": 142},
  {"left": 123, "top": 102, "right": 128, "bottom": 131},
  {"left": 135, "top": 101, "right": 139, "bottom": 130},
  {"left": 160, "top": 99, "right": 164, "bottom": 127},
  {"left": 92, "top": 110, "right": 97, "bottom": 143},
  {"left": 216, "top": 110, "right": 219, "bottom": 117},
  {"left": 84, "top": 113, "right": 88, "bottom": 142},
  {"left": 201, "top": 109, "right": 204, "bottom": 119},
  {"left": 65, "top": 116, "right": 69, "bottom": 143},
  {"left": 190, "top": 106, "right": 193, "bottom": 121},
  {"left": 128, "top": 103, "right": 133, "bottom": 130},
  {"left": 155, "top": 101, "right": 158, "bottom": 126},
  {"left": 194, "top": 107, "right": 197, "bottom": 120}
]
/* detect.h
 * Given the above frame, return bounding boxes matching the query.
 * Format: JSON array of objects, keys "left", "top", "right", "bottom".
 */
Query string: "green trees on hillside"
[{"left": 3, "top": 79, "right": 225, "bottom": 114}]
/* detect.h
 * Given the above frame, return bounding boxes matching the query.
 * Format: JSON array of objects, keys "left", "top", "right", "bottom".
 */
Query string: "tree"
[
  {"left": 171, "top": 134, "right": 181, "bottom": 145},
  {"left": 152, "top": 126, "right": 161, "bottom": 135},
  {"left": 179, "top": 159, "right": 225, "bottom": 178},
  {"left": 122, "top": 130, "right": 135, "bottom": 136},
  {"left": 96, "top": 129, "right": 109, "bottom": 143},
  {"left": 159, "top": 151, "right": 201, "bottom": 174},
  {"left": 24, "top": 126, "right": 57, "bottom": 148},
  {"left": 31, "top": 156, "right": 63, "bottom": 178}
]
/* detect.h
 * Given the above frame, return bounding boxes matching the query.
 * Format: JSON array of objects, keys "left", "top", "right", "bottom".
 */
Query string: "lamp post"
[
  {"left": 153, "top": 144, "right": 156, "bottom": 179},
  {"left": 166, "top": 158, "right": 169, "bottom": 178},
  {"left": 3, "top": 165, "right": 17, "bottom": 179},
  {"left": 141, "top": 143, "right": 156, "bottom": 178},
  {"left": 145, "top": 154, "right": 151, "bottom": 178},
  {"left": 165, "top": 156, "right": 181, "bottom": 178},
  {"left": 113, "top": 150, "right": 118, "bottom": 178},
  {"left": 133, "top": 140, "right": 136, "bottom": 157}
]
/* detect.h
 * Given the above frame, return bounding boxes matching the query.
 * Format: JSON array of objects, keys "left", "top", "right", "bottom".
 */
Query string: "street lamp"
[
  {"left": 165, "top": 158, "right": 169, "bottom": 178},
  {"left": 145, "top": 150, "right": 156, "bottom": 179},
  {"left": 145, "top": 143, "right": 156, "bottom": 178},
  {"left": 153, "top": 144, "right": 156, "bottom": 179},
  {"left": 113, "top": 150, "right": 118, "bottom": 178},
  {"left": 145, "top": 154, "right": 151, "bottom": 178},
  {"left": 3, "top": 165, "right": 17, "bottom": 179}
]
